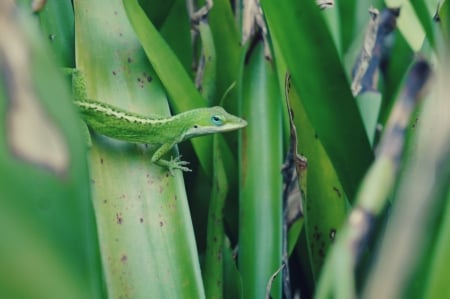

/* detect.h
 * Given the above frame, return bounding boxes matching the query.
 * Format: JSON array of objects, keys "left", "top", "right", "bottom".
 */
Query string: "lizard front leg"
[{"left": 151, "top": 142, "right": 191, "bottom": 175}]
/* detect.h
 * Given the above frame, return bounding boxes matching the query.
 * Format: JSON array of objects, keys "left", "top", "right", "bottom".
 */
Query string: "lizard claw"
[{"left": 167, "top": 156, "right": 192, "bottom": 176}]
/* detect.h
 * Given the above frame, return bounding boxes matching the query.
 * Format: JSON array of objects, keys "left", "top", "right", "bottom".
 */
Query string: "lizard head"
[{"left": 183, "top": 106, "right": 247, "bottom": 139}]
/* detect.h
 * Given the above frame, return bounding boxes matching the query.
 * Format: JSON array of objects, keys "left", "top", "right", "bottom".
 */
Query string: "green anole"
[{"left": 67, "top": 69, "right": 247, "bottom": 174}]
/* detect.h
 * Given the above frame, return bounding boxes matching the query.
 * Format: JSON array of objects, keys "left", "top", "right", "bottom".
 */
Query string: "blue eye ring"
[{"left": 211, "top": 115, "right": 223, "bottom": 126}]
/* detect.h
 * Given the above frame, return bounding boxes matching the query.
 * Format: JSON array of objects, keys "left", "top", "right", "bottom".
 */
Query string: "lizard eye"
[{"left": 211, "top": 115, "right": 223, "bottom": 126}]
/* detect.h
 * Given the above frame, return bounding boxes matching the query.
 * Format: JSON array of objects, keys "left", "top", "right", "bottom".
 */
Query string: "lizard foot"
[{"left": 158, "top": 156, "right": 192, "bottom": 176}]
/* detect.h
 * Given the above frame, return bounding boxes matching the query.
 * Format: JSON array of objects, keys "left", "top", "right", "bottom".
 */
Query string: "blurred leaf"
[
  {"left": 356, "top": 92, "right": 382, "bottom": 146},
  {"left": 337, "top": 0, "right": 357, "bottom": 53},
  {"left": 409, "top": 0, "right": 439, "bottom": 48},
  {"left": 0, "top": 2, "right": 102, "bottom": 297},
  {"left": 422, "top": 185, "right": 450, "bottom": 298},
  {"left": 355, "top": 0, "right": 384, "bottom": 32},
  {"left": 321, "top": 6, "right": 342, "bottom": 55},
  {"left": 380, "top": 32, "right": 414, "bottom": 124},
  {"left": 37, "top": 0, "right": 75, "bottom": 66},
  {"left": 362, "top": 59, "right": 442, "bottom": 299},
  {"left": 387, "top": 1, "right": 425, "bottom": 51}
]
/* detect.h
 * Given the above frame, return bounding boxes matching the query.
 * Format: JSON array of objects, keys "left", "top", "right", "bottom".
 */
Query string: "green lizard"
[{"left": 68, "top": 69, "right": 247, "bottom": 174}]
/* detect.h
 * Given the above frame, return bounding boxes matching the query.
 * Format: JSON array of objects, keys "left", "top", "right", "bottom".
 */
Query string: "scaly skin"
[
  {"left": 66, "top": 68, "right": 247, "bottom": 174},
  {"left": 74, "top": 99, "right": 247, "bottom": 174}
]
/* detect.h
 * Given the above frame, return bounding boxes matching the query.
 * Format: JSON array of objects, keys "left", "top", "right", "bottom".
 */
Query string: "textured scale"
[{"left": 75, "top": 99, "right": 247, "bottom": 174}]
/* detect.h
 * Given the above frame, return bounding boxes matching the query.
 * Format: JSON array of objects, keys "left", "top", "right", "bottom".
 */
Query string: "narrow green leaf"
[
  {"left": 287, "top": 77, "right": 349, "bottom": 281},
  {"left": 389, "top": 1, "right": 425, "bottom": 51},
  {"left": 203, "top": 135, "right": 228, "bottom": 299},
  {"left": 261, "top": 0, "right": 373, "bottom": 199},
  {"left": 422, "top": 186, "right": 450, "bottom": 298},
  {"left": 409, "top": 0, "right": 439, "bottom": 48},
  {"left": 362, "top": 61, "right": 449, "bottom": 299},
  {"left": 223, "top": 237, "right": 243, "bottom": 299},
  {"left": 356, "top": 92, "right": 382, "bottom": 146},
  {"left": 380, "top": 32, "right": 414, "bottom": 124},
  {"left": 239, "top": 43, "right": 283, "bottom": 299},
  {"left": 197, "top": 20, "right": 217, "bottom": 104},
  {"left": 208, "top": 0, "right": 242, "bottom": 109}
]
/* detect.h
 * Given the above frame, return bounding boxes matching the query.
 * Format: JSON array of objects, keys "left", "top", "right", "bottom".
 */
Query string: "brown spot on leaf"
[
  {"left": 116, "top": 213, "right": 123, "bottom": 224},
  {"left": 412, "top": 117, "right": 419, "bottom": 129},
  {"left": 333, "top": 186, "right": 341, "bottom": 198}
]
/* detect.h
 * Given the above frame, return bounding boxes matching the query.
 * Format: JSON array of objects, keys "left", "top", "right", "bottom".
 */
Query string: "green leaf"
[
  {"left": 208, "top": 0, "right": 242, "bottom": 107},
  {"left": 409, "top": 0, "right": 439, "bottom": 48},
  {"left": 0, "top": 3, "right": 102, "bottom": 297},
  {"left": 123, "top": 0, "right": 204, "bottom": 110},
  {"left": 261, "top": 0, "right": 373, "bottom": 199},
  {"left": 337, "top": 0, "right": 357, "bottom": 53},
  {"left": 356, "top": 92, "right": 382, "bottom": 146},
  {"left": 389, "top": 1, "right": 425, "bottom": 51},
  {"left": 138, "top": 0, "right": 175, "bottom": 28},
  {"left": 422, "top": 186, "right": 450, "bottom": 298},
  {"left": 37, "top": 0, "right": 75, "bottom": 66},
  {"left": 74, "top": 0, "right": 205, "bottom": 297},
  {"left": 203, "top": 135, "right": 228, "bottom": 298},
  {"left": 239, "top": 43, "right": 283, "bottom": 299},
  {"left": 123, "top": 0, "right": 213, "bottom": 173},
  {"left": 287, "top": 77, "right": 349, "bottom": 281},
  {"left": 159, "top": 0, "right": 193, "bottom": 74}
]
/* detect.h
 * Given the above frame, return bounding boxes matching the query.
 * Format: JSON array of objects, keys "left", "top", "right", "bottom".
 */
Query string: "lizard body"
[{"left": 74, "top": 99, "right": 246, "bottom": 173}]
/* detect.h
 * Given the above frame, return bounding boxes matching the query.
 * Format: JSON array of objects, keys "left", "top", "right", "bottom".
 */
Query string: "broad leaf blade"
[
  {"left": 260, "top": 0, "right": 373, "bottom": 199},
  {"left": 74, "top": 0, "right": 205, "bottom": 297}
]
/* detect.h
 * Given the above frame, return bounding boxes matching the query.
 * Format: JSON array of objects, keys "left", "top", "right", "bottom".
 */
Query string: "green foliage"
[{"left": 2, "top": 0, "right": 450, "bottom": 298}]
